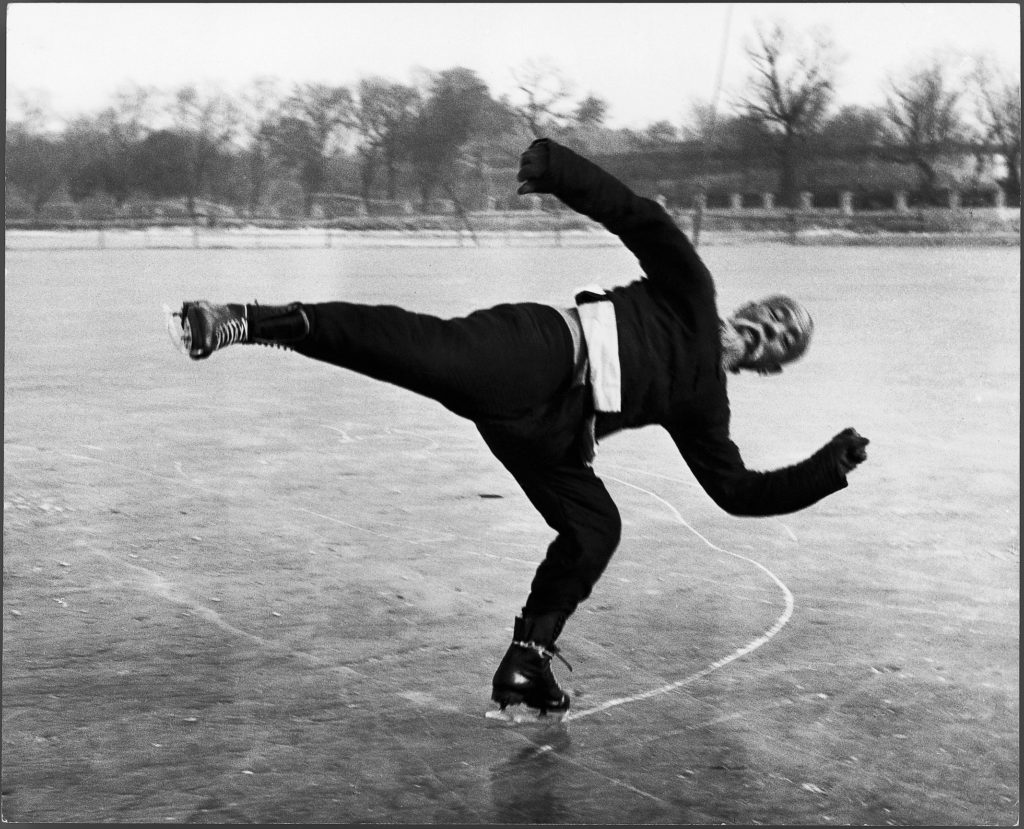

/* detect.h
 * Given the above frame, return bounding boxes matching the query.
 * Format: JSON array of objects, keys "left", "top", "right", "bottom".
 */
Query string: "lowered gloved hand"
[
  {"left": 516, "top": 140, "right": 552, "bottom": 195},
  {"left": 824, "top": 427, "right": 870, "bottom": 475}
]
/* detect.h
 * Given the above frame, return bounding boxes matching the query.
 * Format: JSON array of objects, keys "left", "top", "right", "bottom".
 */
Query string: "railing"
[{"left": 5, "top": 205, "right": 1020, "bottom": 251}]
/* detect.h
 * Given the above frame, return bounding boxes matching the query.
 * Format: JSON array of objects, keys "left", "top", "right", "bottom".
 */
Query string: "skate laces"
[
  {"left": 214, "top": 313, "right": 247, "bottom": 350},
  {"left": 514, "top": 640, "right": 573, "bottom": 672}
]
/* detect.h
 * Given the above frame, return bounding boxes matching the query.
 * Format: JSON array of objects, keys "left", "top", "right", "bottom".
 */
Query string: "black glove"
[
  {"left": 826, "top": 427, "right": 870, "bottom": 475},
  {"left": 516, "top": 140, "right": 551, "bottom": 195}
]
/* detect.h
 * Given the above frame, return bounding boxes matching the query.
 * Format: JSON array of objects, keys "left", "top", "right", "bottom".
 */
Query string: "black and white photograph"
[{"left": 4, "top": 2, "right": 1019, "bottom": 824}]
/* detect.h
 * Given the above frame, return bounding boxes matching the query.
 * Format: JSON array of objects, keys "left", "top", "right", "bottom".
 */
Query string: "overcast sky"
[{"left": 6, "top": 2, "right": 1021, "bottom": 128}]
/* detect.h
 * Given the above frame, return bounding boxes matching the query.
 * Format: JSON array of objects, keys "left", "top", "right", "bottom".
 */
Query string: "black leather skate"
[
  {"left": 488, "top": 613, "right": 572, "bottom": 722},
  {"left": 169, "top": 301, "right": 309, "bottom": 360}
]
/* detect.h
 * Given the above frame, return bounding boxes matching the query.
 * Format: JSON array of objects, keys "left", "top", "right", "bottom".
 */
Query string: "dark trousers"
[{"left": 294, "top": 301, "right": 622, "bottom": 617}]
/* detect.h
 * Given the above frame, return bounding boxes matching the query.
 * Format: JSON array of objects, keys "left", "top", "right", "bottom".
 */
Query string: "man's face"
[{"left": 730, "top": 296, "right": 813, "bottom": 373}]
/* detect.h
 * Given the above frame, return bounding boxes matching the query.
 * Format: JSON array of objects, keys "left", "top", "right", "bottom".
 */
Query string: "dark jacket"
[{"left": 537, "top": 138, "right": 847, "bottom": 516}]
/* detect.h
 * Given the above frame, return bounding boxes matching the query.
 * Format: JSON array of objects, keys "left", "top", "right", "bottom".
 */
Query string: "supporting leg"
[{"left": 483, "top": 444, "right": 623, "bottom": 716}]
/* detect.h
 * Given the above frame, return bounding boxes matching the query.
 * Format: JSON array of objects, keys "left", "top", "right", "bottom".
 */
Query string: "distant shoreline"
[{"left": 5, "top": 225, "right": 1020, "bottom": 251}]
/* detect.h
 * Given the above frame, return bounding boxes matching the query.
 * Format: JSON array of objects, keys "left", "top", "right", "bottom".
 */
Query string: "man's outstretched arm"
[
  {"left": 671, "top": 422, "right": 870, "bottom": 517},
  {"left": 516, "top": 138, "right": 712, "bottom": 292}
]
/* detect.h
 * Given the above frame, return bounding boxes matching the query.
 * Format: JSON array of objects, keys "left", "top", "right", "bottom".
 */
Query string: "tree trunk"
[
  {"left": 359, "top": 152, "right": 378, "bottom": 210},
  {"left": 913, "top": 157, "right": 939, "bottom": 203},
  {"left": 778, "top": 132, "right": 798, "bottom": 209},
  {"left": 383, "top": 147, "right": 399, "bottom": 201},
  {"left": 248, "top": 149, "right": 267, "bottom": 216},
  {"left": 418, "top": 176, "right": 434, "bottom": 213},
  {"left": 1001, "top": 145, "right": 1021, "bottom": 202}
]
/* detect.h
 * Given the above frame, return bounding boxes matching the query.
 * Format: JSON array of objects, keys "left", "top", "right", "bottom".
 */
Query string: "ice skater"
[{"left": 171, "top": 137, "right": 869, "bottom": 719}]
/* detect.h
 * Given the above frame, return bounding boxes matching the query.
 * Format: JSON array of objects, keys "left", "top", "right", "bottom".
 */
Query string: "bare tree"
[
  {"left": 351, "top": 77, "right": 420, "bottom": 205},
  {"left": 508, "top": 58, "right": 581, "bottom": 138},
  {"left": 169, "top": 83, "right": 241, "bottom": 216},
  {"left": 107, "top": 84, "right": 158, "bottom": 145},
  {"left": 640, "top": 120, "right": 679, "bottom": 147},
  {"left": 5, "top": 89, "right": 67, "bottom": 217},
  {"left": 237, "top": 77, "right": 286, "bottom": 215},
  {"left": 574, "top": 95, "right": 609, "bottom": 128},
  {"left": 970, "top": 57, "right": 1021, "bottom": 202},
  {"left": 816, "top": 105, "right": 887, "bottom": 155},
  {"left": 5, "top": 124, "right": 66, "bottom": 218},
  {"left": 405, "top": 67, "right": 494, "bottom": 211},
  {"left": 266, "top": 83, "right": 353, "bottom": 215},
  {"left": 884, "top": 58, "right": 970, "bottom": 201},
  {"left": 63, "top": 84, "right": 159, "bottom": 206},
  {"left": 737, "top": 21, "right": 840, "bottom": 206}
]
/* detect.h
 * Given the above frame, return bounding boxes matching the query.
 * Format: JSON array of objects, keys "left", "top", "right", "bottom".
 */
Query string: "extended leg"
[{"left": 174, "top": 300, "right": 574, "bottom": 421}]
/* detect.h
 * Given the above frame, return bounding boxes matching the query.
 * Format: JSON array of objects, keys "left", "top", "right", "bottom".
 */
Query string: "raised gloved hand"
[
  {"left": 825, "top": 427, "right": 870, "bottom": 475},
  {"left": 516, "top": 140, "right": 552, "bottom": 195}
]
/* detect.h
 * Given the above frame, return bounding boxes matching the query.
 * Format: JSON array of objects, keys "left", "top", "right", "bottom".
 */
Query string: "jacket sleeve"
[
  {"left": 534, "top": 138, "right": 712, "bottom": 297},
  {"left": 666, "top": 409, "right": 849, "bottom": 517}
]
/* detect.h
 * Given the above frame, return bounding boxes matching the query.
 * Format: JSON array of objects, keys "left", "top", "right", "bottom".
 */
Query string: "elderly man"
[{"left": 172, "top": 138, "right": 869, "bottom": 720}]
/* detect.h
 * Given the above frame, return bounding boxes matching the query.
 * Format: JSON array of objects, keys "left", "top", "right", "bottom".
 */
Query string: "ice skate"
[
  {"left": 488, "top": 613, "right": 571, "bottom": 724},
  {"left": 166, "top": 301, "right": 309, "bottom": 360}
]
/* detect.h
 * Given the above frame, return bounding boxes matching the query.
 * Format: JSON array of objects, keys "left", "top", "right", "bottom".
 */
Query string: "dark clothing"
[
  {"left": 295, "top": 300, "right": 611, "bottom": 614},
  {"left": 291, "top": 139, "right": 848, "bottom": 617},
  {"left": 479, "top": 442, "right": 621, "bottom": 615},
  {"left": 533, "top": 138, "right": 847, "bottom": 516}
]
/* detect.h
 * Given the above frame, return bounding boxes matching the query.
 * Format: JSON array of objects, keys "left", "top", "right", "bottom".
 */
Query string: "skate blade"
[
  {"left": 485, "top": 705, "right": 567, "bottom": 725},
  {"left": 163, "top": 304, "right": 190, "bottom": 355}
]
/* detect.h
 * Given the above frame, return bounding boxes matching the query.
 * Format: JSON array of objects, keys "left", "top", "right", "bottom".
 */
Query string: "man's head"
[{"left": 722, "top": 295, "right": 814, "bottom": 374}]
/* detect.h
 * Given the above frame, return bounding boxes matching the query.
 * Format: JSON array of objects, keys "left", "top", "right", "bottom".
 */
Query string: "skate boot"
[
  {"left": 488, "top": 611, "right": 572, "bottom": 723},
  {"left": 167, "top": 301, "right": 310, "bottom": 360}
]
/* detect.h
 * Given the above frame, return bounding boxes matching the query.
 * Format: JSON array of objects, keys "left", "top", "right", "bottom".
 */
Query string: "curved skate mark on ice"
[
  {"left": 564, "top": 475, "right": 795, "bottom": 723},
  {"left": 602, "top": 462, "right": 797, "bottom": 541}
]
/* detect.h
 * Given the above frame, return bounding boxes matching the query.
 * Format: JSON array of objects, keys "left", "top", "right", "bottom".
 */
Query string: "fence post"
[
  {"left": 762, "top": 192, "right": 775, "bottom": 210},
  {"left": 730, "top": 193, "right": 743, "bottom": 211},
  {"left": 994, "top": 188, "right": 1007, "bottom": 209},
  {"left": 895, "top": 191, "right": 909, "bottom": 214},
  {"left": 840, "top": 191, "right": 854, "bottom": 216},
  {"left": 948, "top": 190, "right": 961, "bottom": 211},
  {"left": 799, "top": 191, "right": 813, "bottom": 211}
]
